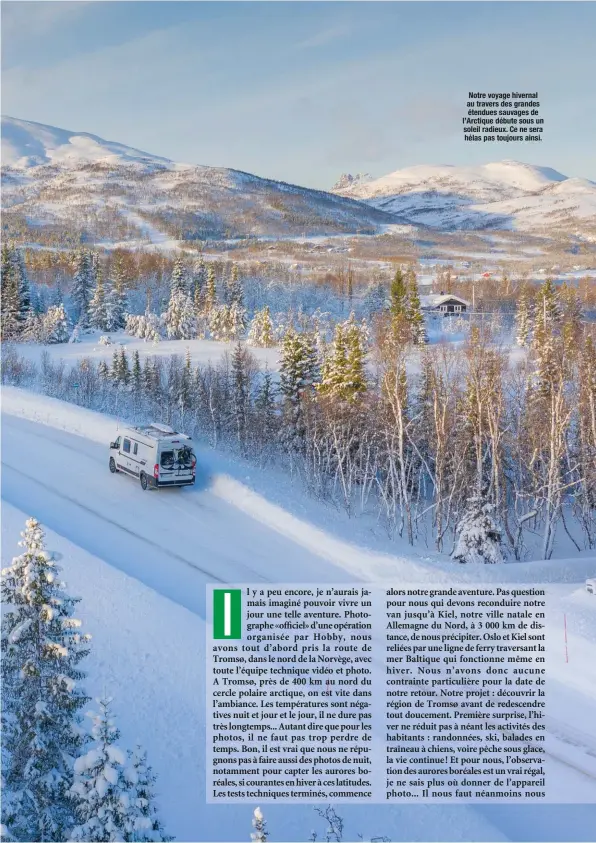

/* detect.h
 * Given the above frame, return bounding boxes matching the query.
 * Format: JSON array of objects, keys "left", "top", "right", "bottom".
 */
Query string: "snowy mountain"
[
  {"left": 3, "top": 117, "right": 595, "bottom": 243},
  {"left": 333, "top": 160, "right": 596, "bottom": 236},
  {"left": 2, "top": 116, "right": 174, "bottom": 170},
  {"left": 332, "top": 172, "right": 373, "bottom": 191},
  {"left": 1, "top": 116, "right": 395, "bottom": 242}
]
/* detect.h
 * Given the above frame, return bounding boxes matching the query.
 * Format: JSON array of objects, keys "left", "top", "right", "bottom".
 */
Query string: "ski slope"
[{"left": 1, "top": 388, "right": 596, "bottom": 840}]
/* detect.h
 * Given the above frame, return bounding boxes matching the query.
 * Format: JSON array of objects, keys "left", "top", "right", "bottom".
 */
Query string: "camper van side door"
[
  {"left": 121, "top": 437, "right": 133, "bottom": 473},
  {"left": 130, "top": 441, "right": 141, "bottom": 476}
]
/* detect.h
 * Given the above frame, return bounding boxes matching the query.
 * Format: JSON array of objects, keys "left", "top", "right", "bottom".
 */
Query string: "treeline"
[
  {"left": 1, "top": 517, "right": 171, "bottom": 842},
  {"left": 1, "top": 245, "right": 128, "bottom": 344},
  {"left": 4, "top": 275, "right": 594, "bottom": 560}
]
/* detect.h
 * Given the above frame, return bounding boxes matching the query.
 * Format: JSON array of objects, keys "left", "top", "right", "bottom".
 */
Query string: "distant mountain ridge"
[
  {"left": 2, "top": 116, "right": 595, "bottom": 243},
  {"left": 332, "top": 160, "right": 596, "bottom": 236},
  {"left": 332, "top": 173, "right": 373, "bottom": 191},
  {"left": 1, "top": 116, "right": 395, "bottom": 242},
  {"left": 1, "top": 116, "right": 175, "bottom": 170}
]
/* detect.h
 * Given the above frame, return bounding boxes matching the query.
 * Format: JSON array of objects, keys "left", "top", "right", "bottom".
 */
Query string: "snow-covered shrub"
[
  {"left": 443, "top": 315, "right": 470, "bottom": 335},
  {"left": 99, "top": 335, "right": 113, "bottom": 346},
  {"left": 126, "top": 312, "right": 163, "bottom": 343},
  {"left": 451, "top": 495, "right": 504, "bottom": 564},
  {"left": 247, "top": 306, "right": 275, "bottom": 348},
  {"left": 70, "top": 698, "right": 171, "bottom": 842},
  {"left": 21, "top": 312, "right": 44, "bottom": 343},
  {"left": 163, "top": 291, "right": 196, "bottom": 340},
  {"left": 69, "top": 324, "right": 81, "bottom": 344},
  {"left": 41, "top": 303, "right": 70, "bottom": 344},
  {"left": 251, "top": 806, "right": 268, "bottom": 842}
]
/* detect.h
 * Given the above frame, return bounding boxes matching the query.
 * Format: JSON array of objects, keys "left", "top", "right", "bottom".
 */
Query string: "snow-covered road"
[{"left": 1, "top": 415, "right": 363, "bottom": 616}]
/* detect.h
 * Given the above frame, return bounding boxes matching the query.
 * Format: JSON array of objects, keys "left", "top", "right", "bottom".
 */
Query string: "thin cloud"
[
  {"left": 1, "top": 1, "right": 93, "bottom": 40},
  {"left": 294, "top": 22, "right": 354, "bottom": 50}
]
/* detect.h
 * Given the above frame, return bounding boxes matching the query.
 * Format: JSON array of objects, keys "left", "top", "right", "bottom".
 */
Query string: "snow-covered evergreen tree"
[
  {"left": 21, "top": 312, "right": 44, "bottom": 343},
  {"left": 89, "top": 266, "right": 109, "bottom": 331},
  {"left": 1, "top": 244, "right": 32, "bottom": 334},
  {"left": 247, "top": 306, "right": 275, "bottom": 347},
  {"left": 191, "top": 257, "right": 207, "bottom": 300},
  {"left": 405, "top": 275, "right": 427, "bottom": 345},
  {"left": 279, "top": 329, "right": 318, "bottom": 406},
  {"left": 559, "top": 282, "right": 584, "bottom": 354},
  {"left": 71, "top": 251, "right": 94, "bottom": 328},
  {"left": 254, "top": 367, "right": 277, "bottom": 444},
  {"left": 203, "top": 265, "right": 217, "bottom": 314},
  {"left": 98, "top": 360, "right": 110, "bottom": 381},
  {"left": 300, "top": 332, "right": 319, "bottom": 393},
  {"left": 106, "top": 258, "right": 128, "bottom": 332},
  {"left": 226, "top": 264, "right": 243, "bottom": 309},
  {"left": 1, "top": 518, "right": 91, "bottom": 841},
  {"left": 343, "top": 315, "right": 368, "bottom": 399},
  {"left": 363, "top": 279, "right": 387, "bottom": 319},
  {"left": 532, "top": 277, "right": 561, "bottom": 372},
  {"left": 209, "top": 302, "right": 245, "bottom": 341},
  {"left": 1, "top": 243, "right": 22, "bottom": 340},
  {"left": 515, "top": 287, "right": 532, "bottom": 348},
  {"left": 389, "top": 268, "right": 407, "bottom": 322},
  {"left": 163, "top": 291, "right": 196, "bottom": 340},
  {"left": 118, "top": 347, "right": 130, "bottom": 386},
  {"left": 12, "top": 247, "right": 31, "bottom": 323},
  {"left": 126, "top": 313, "right": 163, "bottom": 343},
  {"left": 169, "top": 258, "right": 188, "bottom": 296},
  {"left": 111, "top": 349, "right": 121, "bottom": 382},
  {"left": 42, "top": 304, "right": 70, "bottom": 344},
  {"left": 231, "top": 343, "right": 249, "bottom": 448},
  {"left": 177, "top": 347, "right": 193, "bottom": 411},
  {"left": 193, "top": 285, "right": 202, "bottom": 317},
  {"left": 208, "top": 305, "right": 230, "bottom": 341},
  {"left": 317, "top": 316, "right": 366, "bottom": 401},
  {"left": 251, "top": 807, "right": 268, "bottom": 842},
  {"left": 124, "top": 746, "right": 172, "bottom": 842},
  {"left": 69, "top": 324, "right": 82, "bottom": 344},
  {"left": 317, "top": 322, "right": 348, "bottom": 399},
  {"left": 451, "top": 494, "right": 505, "bottom": 564},
  {"left": 69, "top": 698, "right": 133, "bottom": 842},
  {"left": 228, "top": 302, "right": 247, "bottom": 341},
  {"left": 132, "top": 350, "right": 142, "bottom": 392}
]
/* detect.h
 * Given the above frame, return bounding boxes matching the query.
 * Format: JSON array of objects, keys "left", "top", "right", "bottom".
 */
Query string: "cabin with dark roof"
[{"left": 419, "top": 293, "right": 470, "bottom": 315}]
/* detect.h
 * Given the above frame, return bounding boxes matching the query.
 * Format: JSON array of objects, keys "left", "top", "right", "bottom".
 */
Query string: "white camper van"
[{"left": 109, "top": 423, "right": 196, "bottom": 490}]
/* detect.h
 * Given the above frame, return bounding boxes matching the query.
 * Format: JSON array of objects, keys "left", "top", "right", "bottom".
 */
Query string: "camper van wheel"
[
  {"left": 140, "top": 472, "right": 148, "bottom": 491},
  {"left": 109, "top": 457, "right": 117, "bottom": 474}
]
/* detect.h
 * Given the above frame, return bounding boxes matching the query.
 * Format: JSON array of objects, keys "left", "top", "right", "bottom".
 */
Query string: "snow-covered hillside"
[
  {"left": 1, "top": 116, "right": 175, "bottom": 170},
  {"left": 3, "top": 117, "right": 595, "bottom": 245},
  {"left": 1, "top": 116, "right": 395, "bottom": 241},
  {"left": 2, "top": 388, "right": 596, "bottom": 840},
  {"left": 333, "top": 161, "right": 596, "bottom": 236}
]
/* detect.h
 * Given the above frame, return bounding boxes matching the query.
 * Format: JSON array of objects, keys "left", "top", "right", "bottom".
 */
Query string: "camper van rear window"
[{"left": 160, "top": 451, "right": 174, "bottom": 467}]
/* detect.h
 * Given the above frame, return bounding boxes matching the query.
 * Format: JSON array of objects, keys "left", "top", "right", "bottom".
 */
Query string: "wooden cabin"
[{"left": 420, "top": 292, "right": 470, "bottom": 315}]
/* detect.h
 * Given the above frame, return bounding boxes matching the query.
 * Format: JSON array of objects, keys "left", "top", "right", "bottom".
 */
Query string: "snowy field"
[
  {"left": 12, "top": 331, "right": 281, "bottom": 370},
  {"left": 2, "top": 389, "right": 596, "bottom": 841}
]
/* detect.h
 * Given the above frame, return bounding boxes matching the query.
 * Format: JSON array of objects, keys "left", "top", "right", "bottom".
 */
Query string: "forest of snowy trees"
[
  {"left": 2, "top": 242, "right": 596, "bottom": 559},
  {"left": 2, "top": 252, "right": 595, "bottom": 561},
  {"left": 1, "top": 243, "right": 596, "bottom": 841},
  {"left": 1, "top": 246, "right": 428, "bottom": 348},
  {"left": 1, "top": 517, "right": 172, "bottom": 842}
]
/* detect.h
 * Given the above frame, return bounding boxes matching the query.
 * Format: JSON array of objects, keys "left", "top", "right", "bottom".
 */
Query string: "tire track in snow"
[
  {"left": 1, "top": 461, "right": 269, "bottom": 587},
  {"left": 2, "top": 416, "right": 221, "bottom": 517}
]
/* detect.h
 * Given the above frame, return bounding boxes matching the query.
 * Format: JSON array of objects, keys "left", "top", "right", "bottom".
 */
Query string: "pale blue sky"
[{"left": 2, "top": 1, "right": 595, "bottom": 187}]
